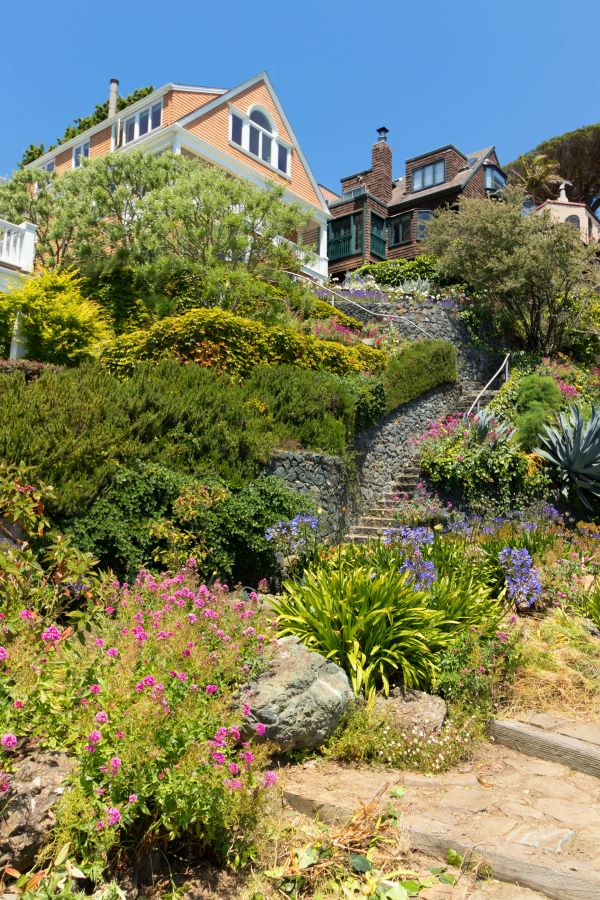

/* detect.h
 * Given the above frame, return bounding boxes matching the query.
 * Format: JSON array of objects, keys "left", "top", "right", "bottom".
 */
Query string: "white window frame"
[
  {"left": 412, "top": 160, "right": 445, "bottom": 192},
  {"left": 228, "top": 104, "right": 292, "bottom": 179},
  {"left": 117, "top": 100, "right": 163, "bottom": 148},
  {"left": 72, "top": 140, "right": 90, "bottom": 169},
  {"left": 40, "top": 160, "right": 55, "bottom": 173}
]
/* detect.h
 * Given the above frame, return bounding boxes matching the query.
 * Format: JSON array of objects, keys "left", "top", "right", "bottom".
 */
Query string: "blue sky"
[{"left": 2, "top": 0, "right": 599, "bottom": 189}]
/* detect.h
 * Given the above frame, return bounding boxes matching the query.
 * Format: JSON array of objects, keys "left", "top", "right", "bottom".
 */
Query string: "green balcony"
[
  {"left": 328, "top": 234, "right": 362, "bottom": 261},
  {"left": 370, "top": 232, "right": 386, "bottom": 259}
]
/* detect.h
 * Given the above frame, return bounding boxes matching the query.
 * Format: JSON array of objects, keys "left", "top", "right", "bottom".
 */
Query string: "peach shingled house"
[{"left": 27, "top": 72, "right": 330, "bottom": 280}]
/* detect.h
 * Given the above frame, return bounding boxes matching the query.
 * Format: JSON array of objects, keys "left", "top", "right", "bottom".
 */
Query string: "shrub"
[
  {"left": 383, "top": 340, "right": 456, "bottom": 411},
  {"left": 103, "top": 307, "right": 386, "bottom": 378},
  {"left": 515, "top": 374, "right": 563, "bottom": 452},
  {"left": 536, "top": 404, "right": 600, "bottom": 512},
  {"left": 0, "top": 270, "right": 111, "bottom": 364},
  {"left": 272, "top": 563, "right": 450, "bottom": 697},
  {"left": 356, "top": 255, "right": 440, "bottom": 287},
  {"left": 308, "top": 297, "right": 363, "bottom": 330}
]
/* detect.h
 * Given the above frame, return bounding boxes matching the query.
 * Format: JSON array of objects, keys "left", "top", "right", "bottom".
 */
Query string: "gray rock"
[
  {"left": 0, "top": 751, "right": 75, "bottom": 872},
  {"left": 376, "top": 688, "right": 447, "bottom": 732},
  {"left": 241, "top": 636, "right": 354, "bottom": 750}
]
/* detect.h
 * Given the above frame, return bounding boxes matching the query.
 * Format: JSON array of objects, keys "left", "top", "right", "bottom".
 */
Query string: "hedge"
[
  {"left": 309, "top": 297, "right": 363, "bottom": 330},
  {"left": 383, "top": 340, "right": 457, "bottom": 411},
  {"left": 356, "top": 255, "right": 439, "bottom": 287},
  {"left": 103, "top": 307, "right": 386, "bottom": 377}
]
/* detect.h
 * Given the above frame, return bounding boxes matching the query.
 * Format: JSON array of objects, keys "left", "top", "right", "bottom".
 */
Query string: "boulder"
[
  {"left": 242, "top": 636, "right": 353, "bottom": 750},
  {"left": 0, "top": 751, "right": 75, "bottom": 872},
  {"left": 376, "top": 688, "right": 447, "bottom": 732}
]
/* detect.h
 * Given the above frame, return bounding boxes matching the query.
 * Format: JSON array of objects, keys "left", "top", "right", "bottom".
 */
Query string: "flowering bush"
[{"left": 0, "top": 568, "right": 278, "bottom": 872}]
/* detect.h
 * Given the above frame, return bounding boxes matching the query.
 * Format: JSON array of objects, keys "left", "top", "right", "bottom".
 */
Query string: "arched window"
[
  {"left": 566, "top": 214, "right": 581, "bottom": 230},
  {"left": 249, "top": 110, "right": 272, "bottom": 132},
  {"left": 249, "top": 108, "right": 274, "bottom": 163}
]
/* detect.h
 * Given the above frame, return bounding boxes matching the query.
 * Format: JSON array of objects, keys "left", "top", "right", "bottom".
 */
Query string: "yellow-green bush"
[
  {"left": 0, "top": 270, "right": 111, "bottom": 365},
  {"left": 103, "top": 306, "right": 386, "bottom": 377}
]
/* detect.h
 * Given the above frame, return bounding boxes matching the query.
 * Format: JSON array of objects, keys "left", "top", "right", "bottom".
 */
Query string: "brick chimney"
[{"left": 369, "top": 127, "right": 393, "bottom": 204}]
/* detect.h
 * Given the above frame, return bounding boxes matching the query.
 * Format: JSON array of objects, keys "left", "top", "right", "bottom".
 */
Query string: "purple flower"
[
  {"left": 205, "top": 684, "right": 218, "bottom": 696},
  {"left": 88, "top": 730, "right": 102, "bottom": 746},
  {"left": 106, "top": 647, "right": 119, "bottom": 658},
  {"left": 255, "top": 723, "right": 266, "bottom": 737},
  {"left": 41, "top": 626, "right": 61, "bottom": 642},
  {"left": 0, "top": 647, "right": 8, "bottom": 661},
  {"left": 1, "top": 733, "right": 17, "bottom": 751},
  {"left": 264, "top": 770, "right": 277, "bottom": 787},
  {"left": 128, "top": 794, "right": 137, "bottom": 804},
  {"left": 95, "top": 711, "right": 109, "bottom": 724},
  {"left": 106, "top": 807, "right": 121, "bottom": 826}
]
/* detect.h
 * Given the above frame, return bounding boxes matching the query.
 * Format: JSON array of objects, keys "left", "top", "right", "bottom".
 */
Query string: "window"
[
  {"left": 229, "top": 107, "right": 291, "bottom": 176},
  {"left": 328, "top": 213, "right": 363, "bottom": 260},
  {"left": 484, "top": 165, "right": 506, "bottom": 193},
  {"left": 120, "top": 100, "right": 162, "bottom": 146},
  {"left": 370, "top": 213, "right": 386, "bottom": 258},
  {"left": 566, "top": 214, "right": 581, "bottom": 230},
  {"left": 412, "top": 160, "right": 445, "bottom": 192},
  {"left": 40, "top": 160, "right": 55, "bottom": 173},
  {"left": 416, "top": 209, "right": 433, "bottom": 240},
  {"left": 73, "top": 141, "right": 90, "bottom": 168},
  {"left": 342, "top": 185, "right": 366, "bottom": 200},
  {"left": 388, "top": 212, "right": 412, "bottom": 246}
]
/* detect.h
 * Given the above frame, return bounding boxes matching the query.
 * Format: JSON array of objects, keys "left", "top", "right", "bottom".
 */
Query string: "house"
[
  {"left": 26, "top": 74, "right": 330, "bottom": 281},
  {"left": 0, "top": 218, "right": 36, "bottom": 293},
  {"left": 324, "top": 129, "right": 505, "bottom": 279},
  {"left": 536, "top": 182, "right": 600, "bottom": 244}
]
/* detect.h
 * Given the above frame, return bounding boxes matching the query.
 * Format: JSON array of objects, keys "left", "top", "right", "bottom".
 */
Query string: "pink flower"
[
  {"left": 0, "top": 647, "right": 8, "bottom": 661},
  {"left": 18, "top": 609, "right": 34, "bottom": 620},
  {"left": 255, "top": 723, "right": 266, "bottom": 736},
  {"left": 228, "top": 763, "right": 239, "bottom": 774},
  {"left": 94, "top": 638, "right": 105, "bottom": 647},
  {"left": 95, "top": 711, "right": 109, "bottom": 724},
  {"left": 109, "top": 756, "right": 122, "bottom": 774},
  {"left": 264, "top": 771, "right": 277, "bottom": 787},
  {"left": 0, "top": 772, "right": 10, "bottom": 793},
  {"left": 88, "top": 730, "right": 102, "bottom": 746},
  {"left": 13, "top": 700, "right": 23, "bottom": 709},
  {"left": 106, "top": 648, "right": 119, "bottom": 658},
  {"left": 41, "top": 626, "right": 61, "bottom": 642},
  {"left": 115, "top": 731, "right": 125, "bottom": 739},
  {"left": 1, "top": 733, "right": 17, "bottom": 751},
  {"left": 89, "top": 684, "right": 101, "bottom": 694},
  {"left": 186, "top": 557, "right": 197, "bottom": 568},
  {"left": 205, "top": 684, "right": 218, "bottom": 696},
  {"left": 106, "top": 807, "right": 121, "bottom": 826},
  {"left": 212, "top": 752, "right": 226, "bottom": 765},
  {"left": 242, "top": 703, "right": 251, "bottom": 717},
  {"left": 224, "top": 778, "right": 242, "bottom": 790},
  {"left": 128, "top": 794, "right": 137, "bottom": 804},
  {"left": 105, "top": 606, "right": 115, "bottom": 615}
]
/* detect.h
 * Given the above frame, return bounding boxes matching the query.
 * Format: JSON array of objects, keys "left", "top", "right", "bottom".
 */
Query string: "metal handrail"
[
  {"left": 282, "top": 270, "right": 437, "bottom": 340},
  {"left": 465, "top": 352, "right": 510, "bottom": 419}
]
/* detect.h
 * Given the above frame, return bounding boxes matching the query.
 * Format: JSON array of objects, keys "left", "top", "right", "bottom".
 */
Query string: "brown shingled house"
[{"left": 325, "top": 129, "right": 506, "bottom": 279}]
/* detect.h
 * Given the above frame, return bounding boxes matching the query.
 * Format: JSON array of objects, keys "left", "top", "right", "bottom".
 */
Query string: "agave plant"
[
  {"left": 470, "top": 408, "right": 513, "bottom": 445},
  {"left": 535, "top": 405, "right": 600, "bottom": 510}
]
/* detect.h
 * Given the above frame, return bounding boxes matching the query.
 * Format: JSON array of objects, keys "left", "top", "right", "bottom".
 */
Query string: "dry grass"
[{"left": 507, "top": 608, "right": 600, "bottom": 718}]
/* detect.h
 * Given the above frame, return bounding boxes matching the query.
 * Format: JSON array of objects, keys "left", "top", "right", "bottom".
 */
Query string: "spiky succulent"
[
  {"left": 470, "top": 407, "right": 514, "bottom": 445},
  {"left": 536, "top": 404, "right": 600, "bottom": 510}
]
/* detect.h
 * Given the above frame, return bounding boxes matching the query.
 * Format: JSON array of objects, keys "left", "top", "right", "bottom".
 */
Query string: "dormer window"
[
  {"left": 73, "top": 141, "right": 90, "bottom": 168},
  {"left": 119, "top": 101, "right": 162, "bottom": 147},
  {"left": 40, "top": 160, "right": 55, "bottom": 173},
  {"left": 412, "top": 160, "right": 445, "bottom": 192},
  {"left": 484, "top": 165, "right": 506, "bottom": 193},
  {"left": 229, "top": 106, "right": 291, "bottom": 177}
]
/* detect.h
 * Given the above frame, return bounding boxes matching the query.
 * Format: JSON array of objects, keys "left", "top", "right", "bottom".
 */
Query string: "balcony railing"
[
  {"left": 328, "top": 234, "right": 362, "bottom": 261},
  {"left": 0, "top": 220, "right": 36, "bottom": 273},
  {"left": 370, "top": 232, "right": 386, "bottom": 259}
]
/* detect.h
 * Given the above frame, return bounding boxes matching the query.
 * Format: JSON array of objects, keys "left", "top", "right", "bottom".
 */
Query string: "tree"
[
  {"left": 426, "top": 188, "right": 600, "bottom": 354},
  {"left": 140, "top": 159, "right": 312, "bottom": 274},
  {"left": 507, "top": 153, "right": 563, "bottom": 202},
  {"left": 508, "top": 122, "right": 600, "bottom": 211}
]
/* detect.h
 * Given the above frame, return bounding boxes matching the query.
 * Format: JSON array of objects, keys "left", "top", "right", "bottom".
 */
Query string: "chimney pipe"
[
  {"left": 376, "top": 126, "right": 389, "bottom": 143},
  {"left": 108, "top": 78, "right": 119, "bottom": 118}
]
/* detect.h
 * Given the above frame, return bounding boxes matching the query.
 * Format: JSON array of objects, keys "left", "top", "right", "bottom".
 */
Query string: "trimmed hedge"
[
  {"left": 103, "top": 307, "right": 385, "bottom": 377},
  {"left": 309, "top": 297, "right": 363, "bottom": 330},
  {"left": 384, "top": 340, "right": 457, "bottom": 411},
  {"left": 356, "top": 255, "right": 439, "bottom": 287}
]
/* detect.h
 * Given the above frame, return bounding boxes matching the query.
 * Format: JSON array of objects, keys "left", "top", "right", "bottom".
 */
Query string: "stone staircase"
[{"left": 344, "top": 383, "right": 499, "bottom": 543}]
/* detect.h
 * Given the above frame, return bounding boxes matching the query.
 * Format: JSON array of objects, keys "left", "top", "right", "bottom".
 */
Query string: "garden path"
[{"left": 282, "top": 733, "right": 600, "bottom": 899}]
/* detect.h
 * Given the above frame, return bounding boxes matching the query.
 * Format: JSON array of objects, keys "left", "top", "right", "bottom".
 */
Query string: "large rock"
[
  {"left": 376, "top": 688, "right": 447, "bottom": 732},
  {"left": 242, "top": 636, "right": 354, "bottom": 750},
  {"left": 0, "top": 751, "right": 75, "bottom": 872}
]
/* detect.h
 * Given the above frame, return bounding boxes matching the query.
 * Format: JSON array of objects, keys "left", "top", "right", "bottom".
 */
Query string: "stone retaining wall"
[
  {"left": 354, "top": 382, "right": 463, "bottom": 510},
  {"left": 336, "top": 297, "right": 494, "bottom": 383},
  {"left": 266, "top": 451, "right": 353, "bottom": 540}
]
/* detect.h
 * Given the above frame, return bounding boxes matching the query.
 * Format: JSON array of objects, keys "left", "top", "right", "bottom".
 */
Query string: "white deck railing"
[{"left": 0, "top": 220, "right": 37, "bottom": 273}]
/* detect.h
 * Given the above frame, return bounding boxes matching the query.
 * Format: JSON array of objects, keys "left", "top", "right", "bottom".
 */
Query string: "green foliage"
[
  {"left": 104, "top": 306, "right": 386, "bottom": 378},
  {"left": 426, "top": 187, "right": 600, "bottom": 354},
  {"left": 507, "top": 121, "right": 600, "bottom": 211},
  {"left": 18, "top": 86, "right": 155, "bottom": 167},
  {"left": 536, "top": 404, "right": 600, "bottom": 511},
  {"left": 356, "top": 255, "right": 440, "bottom": 287},
  {"left": 273, "top": 563, "right": 451, "bottom": 698},
  {"left": 383, "top": 340, "right": 457, "bottom": 411},
  {"left": 436, "top": 628, "right": 521, "bottom": 715},
  {"left": 0, "top": 270, "right": 111, "bottom": 364},
  {"left": 515, "top": 374, "right": 563, "bottom": 451},
  {"left": 308, "top": 297, "right": 363, "bottom": 330},
  {"left": 80, "top": 261, "right": 150, "bottom": 334}
]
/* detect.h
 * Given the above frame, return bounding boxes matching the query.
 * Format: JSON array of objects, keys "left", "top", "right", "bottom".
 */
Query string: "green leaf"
[
  {"left": 446, "top": 849, "right": 463, "bottom": 867},
  {"left": 400, "top": 881, "right": 421, "bottom": 896},
  {"left": 389, "top": 786, "right": 406, "bottom": 799},
  {"left": 379, "top": 884, "right": 409, "bottom": 900},
  {"left": 439, "top": 873, "right": 457, "bottom": 885},
  {"left": 297, "top": 845, "right": 319, "bottom": 870},
  {"left": 349, "top": 852, "right": 372, "bottom": 873}
]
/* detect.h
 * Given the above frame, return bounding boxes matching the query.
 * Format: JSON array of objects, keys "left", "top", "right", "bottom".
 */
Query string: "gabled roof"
[
  {"left": 390, "top": 146, "right": 497, "bottom": 208},
  {"left": 175, "top": 71, "right": 329, "bottom": 215}
]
